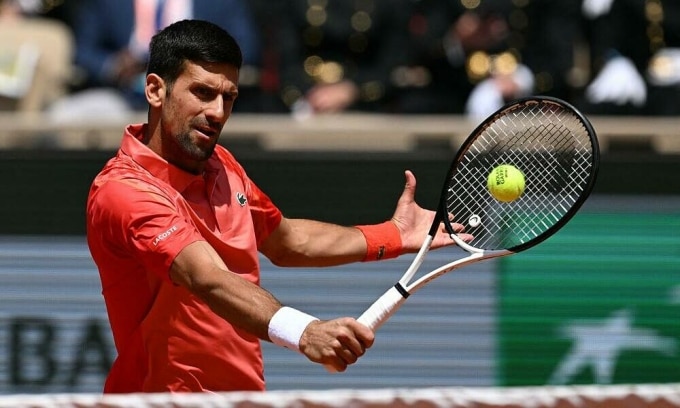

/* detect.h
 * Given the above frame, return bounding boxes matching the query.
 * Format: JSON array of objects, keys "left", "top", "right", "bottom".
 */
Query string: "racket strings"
[{"left": 446, "top": 101, "right": 596, "bottom": 251}]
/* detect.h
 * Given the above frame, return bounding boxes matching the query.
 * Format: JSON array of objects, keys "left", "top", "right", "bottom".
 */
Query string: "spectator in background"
[
  {"left": 581, "top": 0, "right": 680, "bottom": 116},
  {"left": 398, "top": 1, "right": 581, "bottom": 119},
  {"left": 464, "top": 0, "right": 582, "bottom": 120},
  {"left": 275, "top": 0, "right": 412, "bottom": 118},
  {"left": 243, "top": 0, "right": 290, "bottom": 113},
  {"left": 394, "top": 0, "right": 509, "bottom": 114},
  {"left": 50, "top": 0, "right": 261, "bottom": 121},
  {"left": 40, "top": 0, "right": 84, "bottom": 30},
  {"left": 0, "top": 0, "right": 74, "bottom": 112}
]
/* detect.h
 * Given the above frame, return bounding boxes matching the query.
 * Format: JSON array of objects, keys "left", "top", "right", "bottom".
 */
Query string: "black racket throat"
[
  {"left": 393, "top": 282, "right": 410, "bottom": 299},
  {"left": 429, "top": 204, "right": 456, "bottom": 237}
]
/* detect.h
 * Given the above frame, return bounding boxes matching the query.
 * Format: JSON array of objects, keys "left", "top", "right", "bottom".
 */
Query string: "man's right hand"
[{"left": 299, "top": 318, "right": 375, "bottom": 372}]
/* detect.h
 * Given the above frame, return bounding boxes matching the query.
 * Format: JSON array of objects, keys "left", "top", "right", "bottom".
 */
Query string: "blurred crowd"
[{"left": 1, "top": 0, "right": 679, "bottom": 120}]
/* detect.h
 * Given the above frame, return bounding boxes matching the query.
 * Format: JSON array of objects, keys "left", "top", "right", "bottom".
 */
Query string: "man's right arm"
[{"left": 170, "top": 240, "right": 374, "bottom": 372}]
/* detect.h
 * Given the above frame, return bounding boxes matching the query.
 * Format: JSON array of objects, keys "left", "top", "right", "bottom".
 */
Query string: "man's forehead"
[
  {"left": 181, "top": 60, "right": 238, "bottom": 78},
  {"left": 174, "top": 60, "right": 239, "bottom": 91}
]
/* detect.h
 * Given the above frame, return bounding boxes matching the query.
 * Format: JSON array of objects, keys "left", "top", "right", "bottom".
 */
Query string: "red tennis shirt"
[{"left": 86, "top": 124, "right": 282, "bottom": 393}]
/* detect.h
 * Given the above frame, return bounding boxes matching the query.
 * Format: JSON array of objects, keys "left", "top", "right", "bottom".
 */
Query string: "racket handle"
[
  {"left": 357, "top": 285, "right": 407, "bottom": 332},
  {"left": 324, "top": 285, "right": 407, "bottom": 373}
]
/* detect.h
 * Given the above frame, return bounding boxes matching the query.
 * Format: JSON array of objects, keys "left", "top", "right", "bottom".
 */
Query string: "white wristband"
[{"left": 268, "top": 306, "right": 319, "bottom": 352}]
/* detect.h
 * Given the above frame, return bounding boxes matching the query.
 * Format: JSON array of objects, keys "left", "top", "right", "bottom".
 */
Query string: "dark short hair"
[{"left": 147, "top": 19, "right": 243, "bottom": 86}]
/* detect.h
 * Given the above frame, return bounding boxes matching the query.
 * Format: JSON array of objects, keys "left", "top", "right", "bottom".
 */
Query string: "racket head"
[{"left": 439, "top": 96, "right": 599, "bottom": 253}]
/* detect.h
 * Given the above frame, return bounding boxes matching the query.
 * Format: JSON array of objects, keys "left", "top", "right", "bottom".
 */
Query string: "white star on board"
[{"left": 548, "top": 308, "right": 677, "bottom": 385}]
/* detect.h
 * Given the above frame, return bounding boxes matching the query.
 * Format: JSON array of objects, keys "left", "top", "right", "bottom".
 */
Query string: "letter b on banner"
[
  {"left": 10, "top": 318, "right": 56, "bottom": 385},
  {"left": 8, "top": 317, "right": 112, "bottom": 389}
]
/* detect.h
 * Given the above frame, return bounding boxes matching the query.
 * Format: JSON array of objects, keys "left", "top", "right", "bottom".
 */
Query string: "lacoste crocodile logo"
[{"left": 236, "top": 192, "right": 247, "bottom": 207}]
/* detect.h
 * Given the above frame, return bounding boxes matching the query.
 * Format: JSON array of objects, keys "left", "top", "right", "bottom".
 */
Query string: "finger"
[
  {"left": 439, "top": 216, "right": 464, "bottom": 233},
  {"left": 323, "top": 340, "right": 350, "bottom": 373},
  {"left": 401, "top": 170, "right": 417, "bottom": 201},
  {"left": 458, "top": 233, "right": 474, "bottom": 242},
  {"left": 450, "top": 222, "right": 467, "bottom": 233},
  {"left": 337, "top": 346, "right": 359, "bottom": 365},
  {"left": 352, "top": 319, "right": 376, "bottom": 349},
  {"left": 325, "top": 358, "right": 348, "bottom": 373},
  {"left": 438, "top": 222, "right": 473, "bottom": 242},
  {"left": 342, "top": 336, "right": 367, "bottom": 359}
]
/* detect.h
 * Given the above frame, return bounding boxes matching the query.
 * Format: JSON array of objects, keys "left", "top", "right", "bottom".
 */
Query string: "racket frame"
[
  {"left": 438, "top": 96, "right": 600, "bottom": 254},
  {"left": 357, "top": 96, "right": 600, "bottom": 332}
]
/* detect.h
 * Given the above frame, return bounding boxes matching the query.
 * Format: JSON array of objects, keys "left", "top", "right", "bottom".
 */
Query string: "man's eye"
[{"left": 195, "top": 88, "right": 212, "bottom": 98}]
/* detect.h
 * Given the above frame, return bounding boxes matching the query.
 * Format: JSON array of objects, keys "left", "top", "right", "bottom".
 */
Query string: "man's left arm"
[
  {"left": 260, "top": 218, "right": 369, "bottom": 267},
  {"left": 259, "top": 170, "right": 472, "bottom": 267}
]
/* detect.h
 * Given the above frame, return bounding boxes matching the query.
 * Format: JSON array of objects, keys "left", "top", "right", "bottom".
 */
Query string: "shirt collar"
[{"left": 120, "top": 123, "right": 218, "bottom": 194}]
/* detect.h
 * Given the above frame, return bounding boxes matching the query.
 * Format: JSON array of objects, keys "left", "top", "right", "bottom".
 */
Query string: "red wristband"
[{"left": 356, "top": 221, "right": 402, "bottom": 262}]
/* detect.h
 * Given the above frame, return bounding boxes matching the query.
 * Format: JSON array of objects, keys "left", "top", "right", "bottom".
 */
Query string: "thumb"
[{"left": 399, "top": 170, "right": 417, "bottom": 204}]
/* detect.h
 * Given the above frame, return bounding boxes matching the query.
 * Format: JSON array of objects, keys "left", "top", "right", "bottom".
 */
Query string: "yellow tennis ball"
[{"left": 487, "top": 164, "right": 525, "bottom": 203}]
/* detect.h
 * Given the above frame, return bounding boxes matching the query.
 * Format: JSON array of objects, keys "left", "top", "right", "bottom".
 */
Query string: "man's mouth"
[{"left": 195, "top": 126, "right": 218, "bottom": 139}]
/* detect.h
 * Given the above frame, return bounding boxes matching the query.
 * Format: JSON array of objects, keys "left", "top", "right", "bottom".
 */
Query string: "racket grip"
[
  {"left": 356, "top": 285, "right": 408, "bottom": 332},
  {"left": 324, "top": 285, "right": 407, "bottom": 373}
]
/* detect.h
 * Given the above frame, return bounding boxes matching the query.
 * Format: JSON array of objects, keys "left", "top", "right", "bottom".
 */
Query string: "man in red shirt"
[{"left": 86, "top": 19, "right": 470, "bottom": 393}]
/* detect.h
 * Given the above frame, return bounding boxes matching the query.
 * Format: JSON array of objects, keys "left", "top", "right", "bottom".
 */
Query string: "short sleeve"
[{"left": 87, "top": 177, "right": 203, "bottom": 283}]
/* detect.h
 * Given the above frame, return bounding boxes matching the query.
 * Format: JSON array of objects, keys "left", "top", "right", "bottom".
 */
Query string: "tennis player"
[{"left": 86, "top": 19, "right": 470, "bottom": 393}]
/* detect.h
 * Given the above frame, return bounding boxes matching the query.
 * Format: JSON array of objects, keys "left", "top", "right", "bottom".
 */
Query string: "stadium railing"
[{"left": 0, "top": 112, "right": 678, "bottom": 153}]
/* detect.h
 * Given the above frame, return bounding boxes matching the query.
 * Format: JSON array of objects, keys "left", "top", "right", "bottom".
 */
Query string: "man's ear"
[{"left": 146, "top": 73, "right": 166, "bottom": 107}]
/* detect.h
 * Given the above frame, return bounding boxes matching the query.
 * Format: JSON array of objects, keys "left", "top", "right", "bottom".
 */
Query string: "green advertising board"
[{"left": 498, "top": 212, "right": 680, "bottom": 385}]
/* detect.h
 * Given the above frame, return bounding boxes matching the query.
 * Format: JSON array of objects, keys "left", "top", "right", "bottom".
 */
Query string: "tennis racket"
[{"left": 358, "top": 96, "right": 599, "bottom": 333}]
